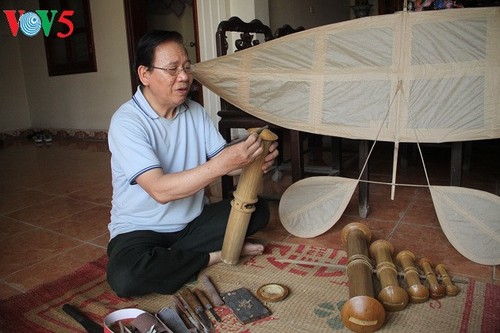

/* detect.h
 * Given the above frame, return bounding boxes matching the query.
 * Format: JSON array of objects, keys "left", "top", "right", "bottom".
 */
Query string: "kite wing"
[{"left": 430, "top": 185, "right": 500, "bottom": 265}]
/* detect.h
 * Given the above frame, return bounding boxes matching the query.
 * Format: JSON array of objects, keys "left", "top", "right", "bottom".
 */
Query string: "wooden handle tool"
[
  {"left": 436, "top": 264, "right": 460, "bottom": 296},
  {"left": 172, "top": 294, "right": 200, "bottom": 331},
  {"left": 62, "top": 304, "right": 103, "bottom": 333},
  {"left": 180, "top": 288, "right": 213, "bottom": 331},
  {"left": 195, "top": 289, "right": 222, "bottom": 322},
  {"left": 200, "top": 274, "right": 224, "bottom": 306}
]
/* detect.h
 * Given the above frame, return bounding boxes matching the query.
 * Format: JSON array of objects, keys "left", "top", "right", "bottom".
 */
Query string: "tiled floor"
[{"left": 0, "top": 136, "right": 498, "bottom": 301}]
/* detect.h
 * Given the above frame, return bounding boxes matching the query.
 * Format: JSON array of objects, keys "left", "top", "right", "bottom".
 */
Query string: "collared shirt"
[{"left": 107, "top": 86, "right": 226, "bottom": 239}]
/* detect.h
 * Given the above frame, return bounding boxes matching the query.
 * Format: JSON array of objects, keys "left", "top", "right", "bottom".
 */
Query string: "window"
[{"left": 40, "top": 0, "right": 97, "bottom": 76}]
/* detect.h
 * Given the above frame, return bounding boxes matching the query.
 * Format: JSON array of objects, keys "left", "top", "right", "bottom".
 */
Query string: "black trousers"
[{"left": 106, "top": 198, "right": 269, "bottom": 297}]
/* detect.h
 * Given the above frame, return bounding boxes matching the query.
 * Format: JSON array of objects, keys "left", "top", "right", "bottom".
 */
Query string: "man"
[{"left": 107, "top": 30, "right": 279, "bottom": 297}]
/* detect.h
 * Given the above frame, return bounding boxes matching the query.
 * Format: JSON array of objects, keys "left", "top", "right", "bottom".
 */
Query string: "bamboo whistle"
[
  {"left": 395, "top": 250, "right": 429, "bottom": 303},
  {"left": 369, "top": 240, "right": 409, "bottom": 312},
  {"left": 340, "top": 223, "right": 385, "bottom": 333},
  {"left": 436, "top": 263, "right": 460, "bottom": 296},
  {"left": 419, "top": 258, "right": 446, "bottom": 299},
  {"left": 221, "top": 127, "right": 278, "bottom": 264}
]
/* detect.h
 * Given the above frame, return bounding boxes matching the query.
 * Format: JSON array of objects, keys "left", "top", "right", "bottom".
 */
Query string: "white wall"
[
  {"left": 0, "top": 0, "right": 31, "bottom": 133},
  {"left": 269, "top": 0, "right": 350, "bottom": 30},
  {"left": 1, "top": 0, "right": 131, "bottom": 133}
]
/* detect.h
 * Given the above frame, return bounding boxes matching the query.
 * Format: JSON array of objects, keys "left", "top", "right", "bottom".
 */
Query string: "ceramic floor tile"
[
  {"left": 0, "top": 281, "right": 23, "bottom": 299},
  {"left": 6, "top": 196, "right": 98, "bottom": 227},
  {"left": 0, "top": 228, "right": 82, "bottom": 278},
  {"left": 400, "top": 196, "right": 440, "bottom": 227},
  {"left": 3, "top": 243, "right": 106, "bottom": 292},
  {"left": 342, "top": 188, "right": 413, "bottom": 223},
  {"left": 0, "top": 189, "right": 57, "bottom": 215},
  {"left": 89, "top": 233, "right": 111, "bottom": 248},
  {"left": 44, "top": 205, "right": 111, "bottom": 242},
  {"left": 68, "top": 182, "right": 113, "bottom": 205},
  {"left": 389, "top": 223, "right": 492, "bottom": 283},
  {"left": 31, "top": 174, "right": 106, "bottom": 196},
  {"left": 0, "top": 216, "right": 36, "bottom": 241}
]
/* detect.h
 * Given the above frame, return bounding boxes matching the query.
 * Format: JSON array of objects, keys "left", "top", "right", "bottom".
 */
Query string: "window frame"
[{"left": 40, "top": 0, "right": 97, "bottom": 76}]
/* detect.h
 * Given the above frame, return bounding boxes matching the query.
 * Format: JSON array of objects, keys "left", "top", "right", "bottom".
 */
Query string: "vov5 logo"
[{"left": 3, "top": 9, "right": 74, "bottom": 38}]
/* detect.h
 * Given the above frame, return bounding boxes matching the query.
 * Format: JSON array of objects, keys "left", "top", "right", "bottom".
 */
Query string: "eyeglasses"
[{"left": 150, "top": 63, "right": 193, "bottom": 76}]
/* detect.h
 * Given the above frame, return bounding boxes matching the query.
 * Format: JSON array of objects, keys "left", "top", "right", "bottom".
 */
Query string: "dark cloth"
[{"left": 106, "top": 198, "right": 269, "bottom": 297}]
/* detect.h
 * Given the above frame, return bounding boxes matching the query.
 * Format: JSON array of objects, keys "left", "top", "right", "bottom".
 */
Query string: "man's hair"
[{"left": 134, "top": 30, "right": 185, "bottom": 75}]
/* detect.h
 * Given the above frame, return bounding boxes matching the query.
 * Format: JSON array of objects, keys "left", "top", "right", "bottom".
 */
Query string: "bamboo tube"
[
  {"left": 419, "top": 258, "right": 446, "bottom": 299},
  {"left": 369, "top": 240, "right": 409, "bottom": 312},
  {"left": 221, "top": 128, "right": 278, "bottom": 264},
  {"left": 395, "top": 250, "right": 429, "bottom": 303},
  {"left": 436, "top": 263, "right": 459, "bottom": 296},
  {"left": 340, "top": 223, "right": 385, "bottom": 333}
]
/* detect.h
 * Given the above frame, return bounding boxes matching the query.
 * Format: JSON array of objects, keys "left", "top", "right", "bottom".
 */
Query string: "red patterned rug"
[{"left": 0, "top": 241, "right": 498, "bottom": 332}]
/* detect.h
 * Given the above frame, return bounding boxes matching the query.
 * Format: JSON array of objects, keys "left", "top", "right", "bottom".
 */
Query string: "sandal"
[
  {"left": 43, "top": 132, "right": 53, "bottom": 143},
  {"left": 33, "top": 133, "right": 43, "bottom": 144}
]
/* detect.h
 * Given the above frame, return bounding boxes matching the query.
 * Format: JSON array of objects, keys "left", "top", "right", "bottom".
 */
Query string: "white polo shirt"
[{"left": 108, "top": 87, "right": 226, "bottom": 239}]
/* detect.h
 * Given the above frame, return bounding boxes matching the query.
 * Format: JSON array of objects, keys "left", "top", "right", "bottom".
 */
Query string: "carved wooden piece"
[
  {"left": 221, "top": 128, "right": 278, "bottom": 264},
  {"left": 395, "top": 250, "right": 429, "bottom": 303},
  {"left": 436, "top": 263, "right": 460, "bottom": 296},
  {"left": 369, "top": 240, "right": 409, "bottom": 312},
  {"left": 216, "top": 16, "right": 273, "bottom": 57},
  {"left": 418, "top": 258, "right": 446, "bottom": 299},
  {"left": 340, "top": 223, "right": 385, "bottom": 333}
]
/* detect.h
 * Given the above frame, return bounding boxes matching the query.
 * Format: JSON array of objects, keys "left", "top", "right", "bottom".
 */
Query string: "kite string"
[
  {"left": 398, "top": 80, "right": 432, "bottom": 188},
  {"left": 358, "top": 179, "right": 428, "bottom": 188},
  {"left": 356, "top": 79, "right": 433, "bottom": 191},
  {"left": 414, "top": 128, "right": 432, "bottom": 188},
  {"left": 357, "top": 80, "right": 403, "bottom": 182}
]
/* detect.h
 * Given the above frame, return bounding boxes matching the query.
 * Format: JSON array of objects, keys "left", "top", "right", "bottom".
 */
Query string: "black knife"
[{"left": 62, "top": 304, "right": 104, "bottom": 333}]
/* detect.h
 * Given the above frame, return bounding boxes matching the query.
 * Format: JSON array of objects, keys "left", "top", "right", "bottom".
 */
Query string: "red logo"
[{"left": 3, "top": 9, "right": 74, "bottom": 38}]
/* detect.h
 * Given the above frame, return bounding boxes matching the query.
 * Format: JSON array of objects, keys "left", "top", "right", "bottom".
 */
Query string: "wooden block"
[{"left": 221, "top": 288, "right": 271, "bottom": 324}]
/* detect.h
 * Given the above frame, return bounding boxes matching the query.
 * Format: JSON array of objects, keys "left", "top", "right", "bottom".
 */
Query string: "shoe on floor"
[
  {"left": 43, "top": 132, "right": 53, "bottom": 143},
  {"left": 33, "top": 133, "right": 43, "bottom": 144}
]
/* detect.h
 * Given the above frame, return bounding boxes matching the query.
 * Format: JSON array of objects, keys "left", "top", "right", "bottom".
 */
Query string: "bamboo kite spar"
[{"left": 221, "top": 127, "right": 278, "bottom": 264}]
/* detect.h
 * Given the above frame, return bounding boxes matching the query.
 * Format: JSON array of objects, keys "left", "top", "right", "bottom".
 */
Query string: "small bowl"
[
  {"left": 256, "top": 283, "right": 289, "bottom": 302},
  {"left": 103, "top": 308, "right": 146, "bottom": 333}
]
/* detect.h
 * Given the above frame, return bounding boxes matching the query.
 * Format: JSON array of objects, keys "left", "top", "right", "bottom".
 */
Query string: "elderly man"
[{"left": 107, "top": 30, "right": 279, "bottom": 297}]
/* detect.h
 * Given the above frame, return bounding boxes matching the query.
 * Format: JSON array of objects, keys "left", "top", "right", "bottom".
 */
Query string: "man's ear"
[{"left": 137, "top": 65, "right": 150, "bottom": 86}]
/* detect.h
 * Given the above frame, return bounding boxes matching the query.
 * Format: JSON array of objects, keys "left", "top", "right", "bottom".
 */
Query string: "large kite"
[{"left": 193, "top": 8, "right": 500, "bottom": 265}]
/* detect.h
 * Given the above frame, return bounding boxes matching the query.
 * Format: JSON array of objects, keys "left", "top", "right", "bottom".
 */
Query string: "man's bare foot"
[
  {"left": 241, "top": 242, "right": 264, "bottom": 256},
  {"left": 208, "top": 242, "right": 265, "bottom": 266}
]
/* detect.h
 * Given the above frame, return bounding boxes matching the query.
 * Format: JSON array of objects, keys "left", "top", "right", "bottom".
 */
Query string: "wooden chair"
[{"left": 216, "top": 17, "right": 306, "bottom": 198}]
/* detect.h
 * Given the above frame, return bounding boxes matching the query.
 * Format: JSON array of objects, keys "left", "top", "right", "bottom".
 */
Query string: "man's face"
[{"left": 142, "top": 41, "right": 193, "bottom": 111}]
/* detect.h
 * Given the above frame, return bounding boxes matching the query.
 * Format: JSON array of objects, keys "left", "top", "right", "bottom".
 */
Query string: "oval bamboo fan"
[{"left": 279, "top": 176, "right": 357, "bottom": 238}]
